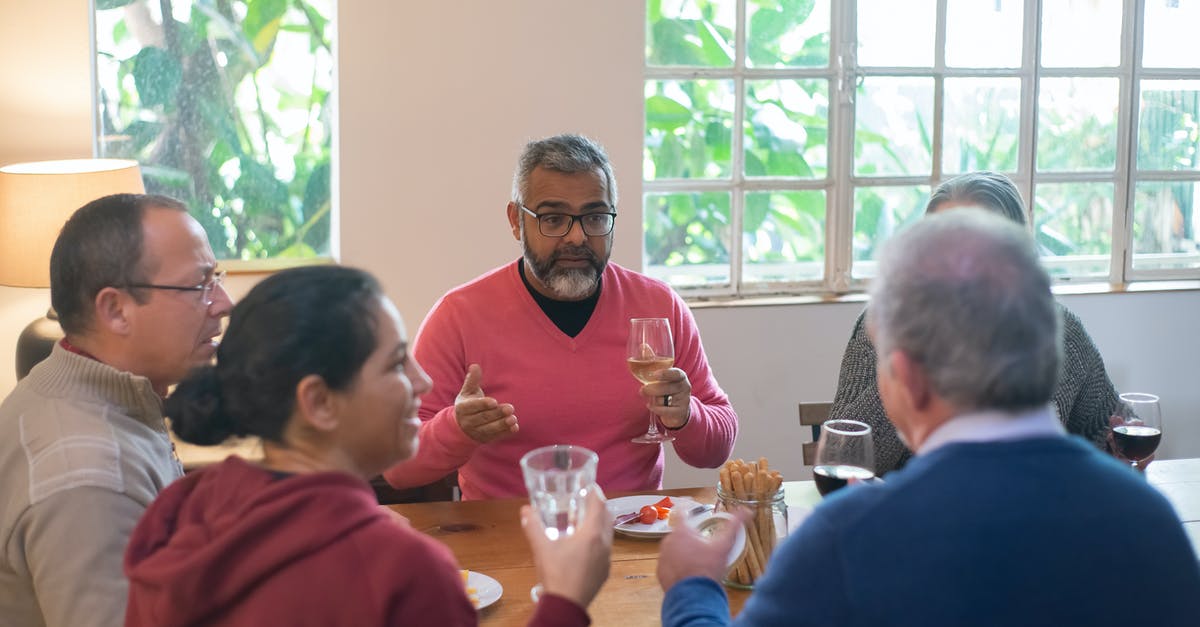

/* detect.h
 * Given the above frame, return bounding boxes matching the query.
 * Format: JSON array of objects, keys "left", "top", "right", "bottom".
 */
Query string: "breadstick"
[
  {"left": 731, "top": 471, "right": 765, "bottom": 579},
  {"left": 741, "top": 470, "right": 772, "bottom": 579},
  {"left": 756, "top": 468, "right": 772, "bottom": 553}
]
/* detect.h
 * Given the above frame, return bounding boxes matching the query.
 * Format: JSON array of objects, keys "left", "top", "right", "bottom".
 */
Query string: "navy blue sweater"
[{"left": 663, "top": 436, "right": 1200, "bottom": 626}]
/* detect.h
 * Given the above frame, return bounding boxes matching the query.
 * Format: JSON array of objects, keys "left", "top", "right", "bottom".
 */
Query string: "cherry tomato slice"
[
  {"left": 654, "top": 497, "right": 674, "bottom": 509},
  {"left": 654, "top": 505, "right": 670, "bottom": 520}
]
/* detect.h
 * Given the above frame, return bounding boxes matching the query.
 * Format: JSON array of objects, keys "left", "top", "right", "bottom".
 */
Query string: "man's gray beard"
[
  {"left": 522, "top": 232, "right": 605, "bottom": 300},
  {"left": 524, "top": 250, "right": 602, "bottom": 300}
]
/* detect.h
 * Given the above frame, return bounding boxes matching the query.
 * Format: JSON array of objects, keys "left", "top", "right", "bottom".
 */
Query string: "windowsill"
[
  {"left": 685, "top": 280, "right": 1200, "bottom": 310},
  {"left": 221, "top": 256, "right": 335, "bottom": 274}
]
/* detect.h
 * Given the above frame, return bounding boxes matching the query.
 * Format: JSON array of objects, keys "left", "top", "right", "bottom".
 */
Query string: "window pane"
[
  {"left": 1143, "top": 1, "right": 1200, "bottom": 69},
  {"left": 945, "top": 0, "right": 1022, "bottom": 68},
  {"left": 1033, "top": 182, "right": 1113, "bottom": 278},
  {"left": 856, "top": 0, "right": 935, "bottom": 67},
  {"left": 1138, "top": 80, "right": 1200, "bottom": 172},
  {"left": 943, "top": 78, "right": 1021, "bottom": 174},
  {"left": 1040, "top": 0, "right": 1121, "bottom": 68},
  {"left": 645, "top": 80, "right": 736, "bottom": 180},
  {"left": 643, "top": 192, "right": 732, "bottom": 287},
  {"left": 745, "top": 80, "right": 829, "bottom": 178},
  {"left": 851, "top": 185, "right": 930, "bottom": 279},
  {"left": 647, "top": 0, "right": 736, "bottom": 67},
  {"left": 1037, "top": 78, "right": 1119, "bottom": 172},
  {"left": 747, "top": 0, "right": 830, "bottom": 68},
  {"left": 855, "top": 77, "right": 934, "bottom": 176},
  {"left": 1132, "top": 182, "right": 1200, "bottom": 271},
  {"left": 95, "top": 0, "right": 334, "bottom": 260},
  {"left": 743, "top": 190, "right": 826, "bottom": 283}
]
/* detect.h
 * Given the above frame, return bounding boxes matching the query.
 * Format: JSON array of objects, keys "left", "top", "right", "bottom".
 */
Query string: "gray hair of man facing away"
[
  {"left": 925, "top": 170, "right": 1027, "bottom": 226},
  {"left": 511, "top": 134, "right": 619, "bottom": 208},
  {"left": 868, "top": 209, "right": 1062, "bottom": 413}
]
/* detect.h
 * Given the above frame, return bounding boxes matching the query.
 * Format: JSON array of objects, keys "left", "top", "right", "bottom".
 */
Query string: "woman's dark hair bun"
[{"left": 165, "top": 365, "right": 237, "bottom": 445}]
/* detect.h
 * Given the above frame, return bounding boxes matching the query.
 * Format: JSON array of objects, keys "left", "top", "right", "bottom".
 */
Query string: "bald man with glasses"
[
  {"left": 383, "top": 134, "right": 738, "bottom": 500},
  {"left": 0, "top": 193, "right": 233, "bottom": 627}
]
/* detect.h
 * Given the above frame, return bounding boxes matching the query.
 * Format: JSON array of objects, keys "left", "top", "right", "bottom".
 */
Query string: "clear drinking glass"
[
  {"left": 812, "top": 419, "right": 876, "bottom": 497},
  {"left": 627, "top": 317, "right": 676, "bottom": 444},
  {"left": 1110, "top": 393, "right": 1162, "bottom": 470},
  {"left": 520, "top": 445, "right": 599, "bottom": 540},
  {"left": 521, "top": 444, "right": 598, "bottom": 603}
]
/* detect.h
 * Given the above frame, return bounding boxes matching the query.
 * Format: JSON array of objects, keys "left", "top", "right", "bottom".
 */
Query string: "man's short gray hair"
[
  {"left": 512, "top": 134, "right": 618, "bottom": 207},
  {"left": 868, "top": 209, "right": 1061, "bottom": 412}
]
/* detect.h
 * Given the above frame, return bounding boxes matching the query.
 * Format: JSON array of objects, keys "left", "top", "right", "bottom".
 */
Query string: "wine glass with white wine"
[{"left": 626, "top": 317, "right": 676, "bottom": 444}]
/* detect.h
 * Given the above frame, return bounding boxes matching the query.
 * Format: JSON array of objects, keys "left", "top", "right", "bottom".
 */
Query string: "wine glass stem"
[{"left": 646, "top": 412, "right": 660, "bottom": 436}]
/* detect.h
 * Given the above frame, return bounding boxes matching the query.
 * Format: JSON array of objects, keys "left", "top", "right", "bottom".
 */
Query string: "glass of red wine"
[
  {"left": 813, "top": 419, "right": 875, "bottom": 497},
  {"left": 1110, "top": 393, "right": 1162, "bottom": 470}
]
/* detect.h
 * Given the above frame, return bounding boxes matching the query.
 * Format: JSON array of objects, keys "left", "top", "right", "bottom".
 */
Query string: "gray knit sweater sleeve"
[
  {"left": 1053, "top": 306, "right": 1120, "bottom": 450},
  {"left": 828, "top": 309, "right": 913, "bottom": 474}
]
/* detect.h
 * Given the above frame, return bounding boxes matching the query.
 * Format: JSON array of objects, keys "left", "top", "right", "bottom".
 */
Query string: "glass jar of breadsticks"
[{"left": 715, "top": 457, "right": 785, "bottom": 589}]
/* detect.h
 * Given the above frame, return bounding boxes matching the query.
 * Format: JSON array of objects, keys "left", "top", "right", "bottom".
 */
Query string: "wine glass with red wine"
[
  {"left": 813, "top": 419, "right": 875, "bottom": 497},
  {"left": 627, "top": 317, "right": 676, "bottom": 444},
  {"left": 1110, "top": 393, "right": 1162, "bottom": 470}
]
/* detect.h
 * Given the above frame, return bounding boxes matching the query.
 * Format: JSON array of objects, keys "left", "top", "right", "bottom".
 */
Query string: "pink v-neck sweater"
[{"left": 384, "top": 261, "right": 738, "bottom": 500}]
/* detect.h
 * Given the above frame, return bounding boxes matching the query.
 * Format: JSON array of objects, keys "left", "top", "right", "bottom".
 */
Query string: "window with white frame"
[
  {"left": 93, "top": 0, "right": 334, "bottom": 262},
  {"left": 643, "top": 0, "right": 1200, "bottom": 297}
]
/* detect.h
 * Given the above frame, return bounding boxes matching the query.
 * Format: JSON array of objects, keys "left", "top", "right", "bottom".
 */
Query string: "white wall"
[{"left": 1, "top": 0, "right": 1196, "bottom": 488}]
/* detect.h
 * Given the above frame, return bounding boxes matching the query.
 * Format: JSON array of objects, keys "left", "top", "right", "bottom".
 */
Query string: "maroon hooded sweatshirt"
[{"left": 124, "top": 456, "right": 588, "bottom": 626}]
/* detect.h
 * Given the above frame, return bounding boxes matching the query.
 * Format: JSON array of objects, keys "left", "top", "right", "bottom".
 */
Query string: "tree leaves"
[{"left": 132, "top": 47, "right": 182, "bottom": 108}]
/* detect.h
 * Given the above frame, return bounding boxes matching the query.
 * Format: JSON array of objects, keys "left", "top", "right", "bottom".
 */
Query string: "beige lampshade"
[{"left": 0, "top": 158, "right": 145, "bottom": 288}]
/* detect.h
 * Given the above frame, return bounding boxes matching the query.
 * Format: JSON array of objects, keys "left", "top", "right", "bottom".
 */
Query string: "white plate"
[
  {"left": 607, "top": 495, "right": 702, "bottom": 538},
  {"left": 466, "top": 570, "right": 503, "bottom": 610}
]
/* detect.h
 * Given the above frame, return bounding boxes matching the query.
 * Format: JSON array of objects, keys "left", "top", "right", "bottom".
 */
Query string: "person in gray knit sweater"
[
  {"left": 0, "top": 194, "right": 233, "bottom": 627},
  {"left": 830, "top": 172, "right": 1120, "bottom": 474}
]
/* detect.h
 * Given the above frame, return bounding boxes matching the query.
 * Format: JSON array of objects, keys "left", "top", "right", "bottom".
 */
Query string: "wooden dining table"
[
  {"left": 390, "top": 458, "right": 1200, "bottom": 626},
  {"left": 391, "top": 482, "right": 821, "bottom": 626}
]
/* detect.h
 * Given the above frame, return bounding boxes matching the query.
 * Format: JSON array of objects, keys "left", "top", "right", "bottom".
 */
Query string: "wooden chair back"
[{"left": 798, "top": 401, "right": 833, "bottom": 466}]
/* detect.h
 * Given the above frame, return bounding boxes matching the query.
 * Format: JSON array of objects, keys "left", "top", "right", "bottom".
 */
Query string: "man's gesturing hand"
[{"left": 455, "top": 364, "right": 518, "bottom": 443}]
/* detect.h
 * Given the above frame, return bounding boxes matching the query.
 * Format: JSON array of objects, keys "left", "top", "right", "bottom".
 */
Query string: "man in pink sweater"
[{"left": 385, "top": 134, "right": 738, "bottom": 499}]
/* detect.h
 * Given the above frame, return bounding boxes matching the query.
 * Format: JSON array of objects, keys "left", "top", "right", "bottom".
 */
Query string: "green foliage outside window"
[{"left": 94, "top": 0, "right": 333, "bottom": 261}]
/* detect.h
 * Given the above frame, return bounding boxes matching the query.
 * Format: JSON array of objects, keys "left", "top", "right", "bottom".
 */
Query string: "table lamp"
[{"left": 0, "top": 158, "right": 145, "bottom": 379}]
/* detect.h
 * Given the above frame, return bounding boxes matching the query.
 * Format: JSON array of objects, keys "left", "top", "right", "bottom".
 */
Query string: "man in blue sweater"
[{"left": 657, "top": 209, "right": 1200, "bottom": 626}]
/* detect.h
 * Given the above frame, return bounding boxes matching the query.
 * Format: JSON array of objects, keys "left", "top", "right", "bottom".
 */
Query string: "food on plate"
[
  {"left": 718, "top": 457, "right": 783, "bottom": 587},
  {"left": 460, "top": 570, "right": 479, "bottom": 608},
  {"left": 617, "top": 496, "right": 674, "bottom": 526}
]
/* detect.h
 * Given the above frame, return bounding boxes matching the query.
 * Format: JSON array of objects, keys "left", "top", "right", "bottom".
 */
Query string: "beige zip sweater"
[{"left": 0, "top": 343, "right": 182, "bottom": 627}]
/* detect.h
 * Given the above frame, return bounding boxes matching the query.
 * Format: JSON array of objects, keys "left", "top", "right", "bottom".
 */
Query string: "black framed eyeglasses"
[
  {"left": 520, "top": 205, "right": 617, "bottom": 237},
  {"left": 124, "top": 270, "right": 226, "bottom": 306}
]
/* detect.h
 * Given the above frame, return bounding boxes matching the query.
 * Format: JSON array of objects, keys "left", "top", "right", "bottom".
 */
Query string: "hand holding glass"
[
  {"left": 627, "top": 317, "right": 675, "bottom": 444},
  {"left": 521, "top": 445, "right": 598, "bottom": 603},
  {"left": 1110, "top": 393, "right": 1162, "bottom": 470},
  {"left": 520, "top": 445, "right": 599, "bottom": 541},
  {"left": 812, "top": 419, "right": 875, "bottom": 497}
]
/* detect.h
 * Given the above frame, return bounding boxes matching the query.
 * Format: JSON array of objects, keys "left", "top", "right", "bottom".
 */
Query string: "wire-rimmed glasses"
[
  {"left": 124, "top": 270, "right": 226, "bottom": 306},
  {"left": 520, "top": 205, "right": 616, "bottom": 237}
]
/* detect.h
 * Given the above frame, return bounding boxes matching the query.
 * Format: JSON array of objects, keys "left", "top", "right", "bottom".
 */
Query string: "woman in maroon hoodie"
[{"left": 125, "top": 265, "right": 610, "bottom": 626}]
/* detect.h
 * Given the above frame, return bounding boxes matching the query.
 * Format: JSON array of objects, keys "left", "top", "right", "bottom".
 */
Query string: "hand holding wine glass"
[
  {"left": 627, "top": 317, "right": 677, "bottom": 443},
  {"left": 812, "top": 420, "right": 875, "bottom": 497},
  {"left": 1109, "top": 393, "right": 1162, "bottom": 471}
]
